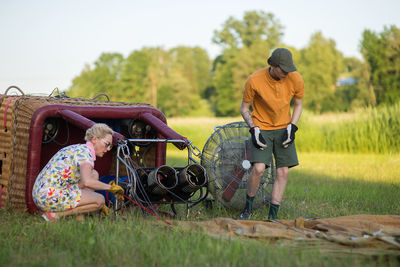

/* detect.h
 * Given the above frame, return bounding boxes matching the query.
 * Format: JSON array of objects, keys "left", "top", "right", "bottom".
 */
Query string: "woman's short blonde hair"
[{"left": 85, "top": 123, "right": 114, "bottom": 141}]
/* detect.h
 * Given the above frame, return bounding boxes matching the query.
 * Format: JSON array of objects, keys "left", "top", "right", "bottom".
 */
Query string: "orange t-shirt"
[{"left": 243, "top": 68, "right": 304, "bottom": 130}]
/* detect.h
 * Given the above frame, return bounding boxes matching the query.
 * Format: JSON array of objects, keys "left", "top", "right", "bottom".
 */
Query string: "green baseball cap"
[{"left": 267, "top": 48, "right": 297, "bottom": 73}]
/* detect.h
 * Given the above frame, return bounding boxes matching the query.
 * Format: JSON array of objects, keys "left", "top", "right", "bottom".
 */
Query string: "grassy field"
[
  {"left": 166, "top": 115, "right": 400, "bottom": 220},
  {"left": 1, "top": 112, "right": 400, "bottom": 266},
  {"left": 4, "top": 209, "right": 395, "bottom": 267},
  {"left": 284, "top": 152, "right": 400, "bottom": 218}
]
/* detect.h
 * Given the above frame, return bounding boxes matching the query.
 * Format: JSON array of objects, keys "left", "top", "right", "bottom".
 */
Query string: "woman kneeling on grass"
[{"left": 32, "top": 123, "right": 124, "bottom": 222}]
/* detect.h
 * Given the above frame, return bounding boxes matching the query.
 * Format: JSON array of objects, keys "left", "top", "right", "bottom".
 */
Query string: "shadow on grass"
[
  {"left": 280, "top": 169, "right": 400, "bottom": 220},
  {"left": 163, "top": 153, "right": 400, "bottom": 220}
]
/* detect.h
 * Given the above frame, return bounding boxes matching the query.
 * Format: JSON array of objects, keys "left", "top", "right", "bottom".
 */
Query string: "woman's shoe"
[{"left": 41, "top": 212, "right": 59, "bottom": 222}]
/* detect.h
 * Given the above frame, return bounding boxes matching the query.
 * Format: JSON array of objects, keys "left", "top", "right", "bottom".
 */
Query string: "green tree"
[
  {"left": 213, "top": 10, "right": 283, "bottom": 50},
  {"left": 120, "top": 46, "right": 208, "bottom": 116},
  {"left": 68, "top": 52, "right": 124, "bottom": 100},
  {"left": 298, "top": 32, "right": 344, "bottom": 112},
  {"left": 170, "top": 46, "right": 212, "bottom": 98},
  {"left": 118, "top": 49, "right": 152, "bottom": 103},
  {"left": 212, "top": 50, "right": 238, "bottom": 116},
  {"left": 68, "top": 63, "right": 93, "bottom": 98},
  {"left": 339, "top": 57, "right": 376, "bottom": 109},
  {"left": 119, "top": 47, "right": 171, "bottom": 105},
  {"left": 361, "top": 25, "right": 400, "bottom": 105},
  {"left": 157, "top": 71, "right": 200, "bottom": 117},
  {"left": 212, "top": 10, "right": 284, "bottom": 116}
]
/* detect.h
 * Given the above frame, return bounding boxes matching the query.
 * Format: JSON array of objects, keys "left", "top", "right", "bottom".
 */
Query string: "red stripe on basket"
[{"left": 3, "top": 97, "right": 17, "bottom": 130}]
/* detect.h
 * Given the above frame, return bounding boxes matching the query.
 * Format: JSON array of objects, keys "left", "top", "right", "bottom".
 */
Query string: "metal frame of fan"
[{"left": 200, "top": 121, "right": 276, "bottom": 210}]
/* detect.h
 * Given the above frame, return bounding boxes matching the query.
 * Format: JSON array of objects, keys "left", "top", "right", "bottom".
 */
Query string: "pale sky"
[{"left": 1, "top": 0, "right": 399, "bottom": 95}]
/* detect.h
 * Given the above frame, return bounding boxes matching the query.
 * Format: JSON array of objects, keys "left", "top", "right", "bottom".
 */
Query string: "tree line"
[{"left": 67, "top": 11, "right": 400, "bottom": 117}]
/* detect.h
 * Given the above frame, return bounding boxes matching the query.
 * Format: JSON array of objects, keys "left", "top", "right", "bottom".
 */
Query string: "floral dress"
[{"left": 32, "top": 144, "right": 94, "bottom": 212}]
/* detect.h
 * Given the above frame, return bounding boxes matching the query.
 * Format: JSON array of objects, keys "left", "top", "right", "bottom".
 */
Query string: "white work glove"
[
  {"left": 249, "top": 127, "right": 267, "bottom": 150},
  {"left": 282, "top": 123, "right": 298, "bottom": 148}
]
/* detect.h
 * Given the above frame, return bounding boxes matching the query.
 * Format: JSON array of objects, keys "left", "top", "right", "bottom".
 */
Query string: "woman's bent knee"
[
  {"left": 79, "top": 189, "right": 105, "bottom": 209},
  {"left": 95, "top": 194, "right": 105, "bottom": 209}
]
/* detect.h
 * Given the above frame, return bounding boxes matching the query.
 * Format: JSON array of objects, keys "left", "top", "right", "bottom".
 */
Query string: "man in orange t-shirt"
[{"left": 238, "top": 48, "right": 304, "bottom": 220}]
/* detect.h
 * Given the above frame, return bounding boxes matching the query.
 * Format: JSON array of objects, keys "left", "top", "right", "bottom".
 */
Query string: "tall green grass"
[
  {"left": 297, "top": 102, "right": 400, "bottom": 154},
  {"left": 167, "top": 103, "right": 400, "bottom": 155}
]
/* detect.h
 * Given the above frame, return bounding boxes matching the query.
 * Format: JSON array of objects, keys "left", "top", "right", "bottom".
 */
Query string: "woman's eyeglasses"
[{"left": 101, "top": 139, "right": 113, "bottom": 149}]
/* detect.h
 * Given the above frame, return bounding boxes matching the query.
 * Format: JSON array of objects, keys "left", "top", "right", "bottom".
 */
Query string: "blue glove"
[
  {"left": 282, "top": 123, "right": 298, "bottom": 148},
  {"left": 249, "top": 127, "right": 267, "bottom": 150}
]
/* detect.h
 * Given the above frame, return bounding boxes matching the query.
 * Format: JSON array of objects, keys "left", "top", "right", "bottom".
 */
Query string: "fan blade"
[{"left": 221, "top": 142, "right": 251, "bottom": 201}]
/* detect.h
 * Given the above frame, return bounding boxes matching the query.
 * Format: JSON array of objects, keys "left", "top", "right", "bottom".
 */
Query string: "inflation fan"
[{"left": 200, "top": 121, "right": 276, "bottom": 210}]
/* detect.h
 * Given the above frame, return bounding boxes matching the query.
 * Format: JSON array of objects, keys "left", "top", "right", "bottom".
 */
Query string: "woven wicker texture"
[
  {"left": 0, "top": 96, "right": 22, "bottom": 209},
  {"left": 0, "top": 93, "right": 155, "bottom": 210}
]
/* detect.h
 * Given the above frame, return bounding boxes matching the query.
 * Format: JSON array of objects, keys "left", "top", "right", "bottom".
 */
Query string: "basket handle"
[
  {"left": 92, "top": 93, "right": 110, "bottom": 102},
  {"left": 4, "top": 86, "right": 25, "bottom": 95}
]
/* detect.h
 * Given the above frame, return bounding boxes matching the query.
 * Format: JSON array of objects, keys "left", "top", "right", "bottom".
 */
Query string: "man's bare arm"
[
  {"left": 240, "top": 100, "right": 255, "bottom": 128},
  {"left": 291, "top": 97, "right": 303, "bottom": 125}
]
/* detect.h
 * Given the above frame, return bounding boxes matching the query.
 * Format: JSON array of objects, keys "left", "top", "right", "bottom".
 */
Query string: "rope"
[
  {"left": 48, "top": 87, "right": 60, "bottom": 97},
  {"left": 4, "top": 86, "right": 25, "bottom": 96},
  {"left": 92, "top": 93, "right": 110, "bottom": 102}
]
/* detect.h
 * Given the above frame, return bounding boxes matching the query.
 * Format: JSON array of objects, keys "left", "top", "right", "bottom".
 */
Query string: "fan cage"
[{"left": 201, "top": 121, "right": 275, "bottom": 210}]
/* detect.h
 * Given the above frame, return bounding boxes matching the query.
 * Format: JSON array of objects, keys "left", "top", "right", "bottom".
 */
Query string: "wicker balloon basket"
[{"left": 0, "top": 86, "right": 165, "bottom": 212}]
